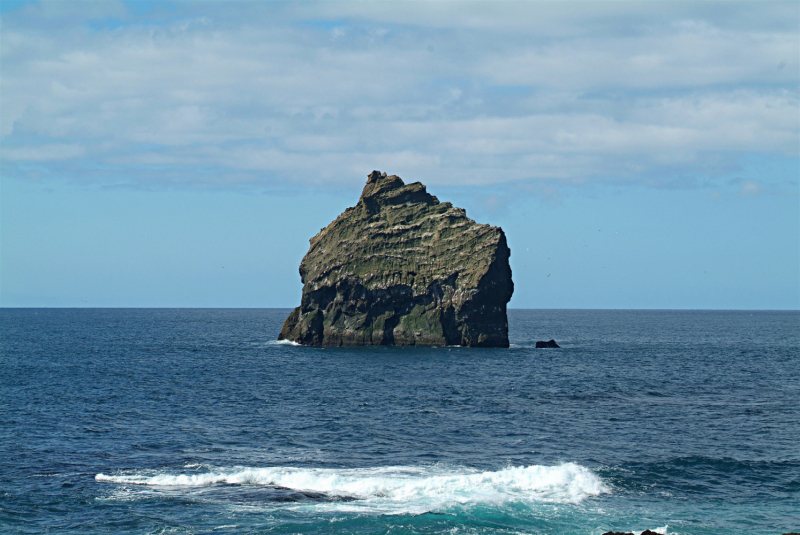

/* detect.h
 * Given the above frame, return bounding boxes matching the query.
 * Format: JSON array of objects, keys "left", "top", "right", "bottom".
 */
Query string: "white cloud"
[
  {"left": 739, "top": 180, "right": 762, "bottom": 197},
  {"left": 0, "top": 1, "right": 797, "bottom": 188},
  {"left": 1, "top": 143, "right": 86, "bottom": 161}
]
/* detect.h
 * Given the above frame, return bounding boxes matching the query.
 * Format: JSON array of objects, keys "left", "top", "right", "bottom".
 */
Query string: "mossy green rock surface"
[{"left": 279, "top": 170, "right": 514, "bottom": 347}]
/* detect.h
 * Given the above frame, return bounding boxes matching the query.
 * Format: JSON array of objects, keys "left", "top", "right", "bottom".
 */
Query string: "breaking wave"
[
  {"left": 96, "top": 463, "right": 608, "bottom": 513},
  {"left": 265, "top": 339, "right": 302, "bottom": 346}
]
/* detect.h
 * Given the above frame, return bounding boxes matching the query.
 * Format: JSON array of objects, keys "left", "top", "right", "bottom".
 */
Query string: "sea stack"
[{"left": 279, "top": 170, "right": 514, "bottom": 347}]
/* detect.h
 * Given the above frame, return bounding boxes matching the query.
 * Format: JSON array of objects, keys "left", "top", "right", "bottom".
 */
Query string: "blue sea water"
[{"left": 1, "top": 308, "right": 798, "bottom": 535}]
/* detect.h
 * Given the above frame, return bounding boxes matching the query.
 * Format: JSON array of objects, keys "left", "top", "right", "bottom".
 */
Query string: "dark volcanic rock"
[
  {"left": 279, "top": 170, "right": 513, "bottom": 347},
  {"left": 535, "top": 339, "right": 560, "bottom": 348},
  {"left": 601, "top": 532, "right": 634, "bottom": 535}
]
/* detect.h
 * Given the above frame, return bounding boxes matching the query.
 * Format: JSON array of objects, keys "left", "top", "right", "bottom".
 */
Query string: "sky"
[{"left": 1, "top": 0, "right": 798, "bottom": 309}]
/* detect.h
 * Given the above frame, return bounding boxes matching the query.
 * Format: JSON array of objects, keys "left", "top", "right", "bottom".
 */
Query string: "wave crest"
[
  {"left": 266, "top": 339, "right": 302, "bottom": 346},
  {"left": 96, "top": 463, "right": 608, "bottom": 511}
]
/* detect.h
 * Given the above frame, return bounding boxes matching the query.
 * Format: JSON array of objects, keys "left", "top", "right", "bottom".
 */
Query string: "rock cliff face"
[{"left": 279, "top": 170, "right": 513, "bottom": 347}]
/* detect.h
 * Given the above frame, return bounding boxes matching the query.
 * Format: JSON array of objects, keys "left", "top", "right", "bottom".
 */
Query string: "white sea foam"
[
  {"left": 96, "top": 463, "right": 608, "bottom": 513},
  {"left": 266, "top": 339, "right": 302, "bottom": 346}
]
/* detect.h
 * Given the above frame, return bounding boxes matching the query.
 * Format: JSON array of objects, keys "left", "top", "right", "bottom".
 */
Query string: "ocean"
[{"left": 1, "top": 308, "right": 797, "bottom": 535}]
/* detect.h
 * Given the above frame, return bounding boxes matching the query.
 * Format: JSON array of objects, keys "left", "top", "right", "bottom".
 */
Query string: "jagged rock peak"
[
  {"left": 279, "top": 170, "right": 513, "bottom": 347},
  {"left": 359, "top": 170, "right": 439, "bottom": 214}
]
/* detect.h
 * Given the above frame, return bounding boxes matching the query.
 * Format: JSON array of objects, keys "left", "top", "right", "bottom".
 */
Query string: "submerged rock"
[
  {"left": 535, "top": 339, "right": 560, "bottom": 348},
  {"left": 279, "top": 170, "right": 513, "bottom": 347}
]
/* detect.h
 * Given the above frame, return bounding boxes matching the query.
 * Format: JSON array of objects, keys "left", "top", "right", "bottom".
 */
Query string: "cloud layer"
[{"left": 1, "top": 1, "right": 798, "bottom": 188}]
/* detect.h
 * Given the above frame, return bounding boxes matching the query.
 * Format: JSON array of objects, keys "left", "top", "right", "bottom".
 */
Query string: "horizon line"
[{"left": 1, "top": 306, "right": 797, "bottom": 312}]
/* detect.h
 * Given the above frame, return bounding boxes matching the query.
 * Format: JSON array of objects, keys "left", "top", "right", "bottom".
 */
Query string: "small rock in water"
[
  {"left": 535, "top": 339, "right": 560, "bottom": 348},
  {"left": 601, "top": 532, "right": 634, "bottom": 535}
]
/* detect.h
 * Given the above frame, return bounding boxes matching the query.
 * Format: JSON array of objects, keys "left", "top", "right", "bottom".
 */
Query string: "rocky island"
[{"left": 279, "top": 170, "right": 513, "bottom": 347}]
